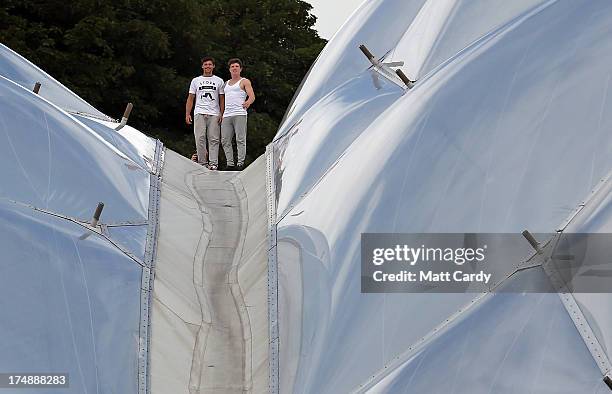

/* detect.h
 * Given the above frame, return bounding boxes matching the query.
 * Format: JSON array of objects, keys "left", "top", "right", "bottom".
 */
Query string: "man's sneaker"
[
  {"left": 226, "top": 164, "right": 235, "bottom": 171},
  {"left": 236, "top": 164, "right": 244, "bottom": 171},
  {"left": 209, "top": 164, "right": 218, "bottom": 171}
]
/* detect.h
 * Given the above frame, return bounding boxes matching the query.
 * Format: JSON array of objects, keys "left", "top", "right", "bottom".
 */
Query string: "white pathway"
[{"left": 150, "top": 151, "right": 268, "bottom": 394}]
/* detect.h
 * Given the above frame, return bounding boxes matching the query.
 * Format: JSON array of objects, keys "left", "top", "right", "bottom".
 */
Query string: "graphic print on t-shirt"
[
  {"left": 189, "top": 75, "right": 224, "bottom": 116},
  {"left": 199, "top": 82, "right": 217, "bottom": 101}
]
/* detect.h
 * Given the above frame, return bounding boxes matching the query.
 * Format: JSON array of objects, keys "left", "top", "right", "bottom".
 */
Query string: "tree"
[{"left": 0, "top": 0, "right": 326, "bottom": 165}]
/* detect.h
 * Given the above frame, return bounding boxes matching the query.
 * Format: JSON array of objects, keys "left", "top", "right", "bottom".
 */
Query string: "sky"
[{"left": 306, "top": 0, "right": 364, "bottom": 39}]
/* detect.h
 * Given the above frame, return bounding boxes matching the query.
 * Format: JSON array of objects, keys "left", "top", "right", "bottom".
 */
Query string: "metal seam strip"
[
  {"left": 1, "top": 199, "right": 147, "bottom": 267},
  {"left": 67, "top": 110, "right": 114, "bottom": 122},
  {"left": 0, "top": 196, "right": 149, "bottom": 227},
  {"left": 266, "top": 144, "right": 280, "bottom": 394},
  {"left": 105, "top": 221, "right": 150, "bottom": 227},
  {"left": 556, "top": 175, "right": 610, "bottom": 233},
  {"left": 545, "top": 170, "right": 612, "bottom": 377},
  {"left": 138, "top": 141, "right": 164, "bottom": 394},
  {"left": 543, "top": 251, "right": 612, "bottom": 375}
]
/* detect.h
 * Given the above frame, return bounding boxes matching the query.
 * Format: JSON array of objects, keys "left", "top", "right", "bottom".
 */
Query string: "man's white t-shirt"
[{"left": 189, "top": 75, "right": 225, "bottom": 116}]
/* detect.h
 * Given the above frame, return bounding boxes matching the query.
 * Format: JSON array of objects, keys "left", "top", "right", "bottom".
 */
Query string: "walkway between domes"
[
  {"left": 149, "top": 150, "right": 269, "bottom": 394},
  {"left": 190, "top": 169, "right": 245, "bottom": 393}
]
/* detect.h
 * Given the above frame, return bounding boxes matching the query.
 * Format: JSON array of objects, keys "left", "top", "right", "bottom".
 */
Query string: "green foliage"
[{"left": 0, "top": 0, "right": 326, "bottom": 164}]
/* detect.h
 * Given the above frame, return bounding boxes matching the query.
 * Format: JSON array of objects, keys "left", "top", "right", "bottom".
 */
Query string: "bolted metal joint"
[
  {"left": 115, "top": 102, "right": 133, "bottom": 131},
  {"left": 522, "top": 230, "right": 542, "bottom": 254},
  {"left": 395, "top": 69, "right": 415, "bottom": 88},
  {"left": 91, "top": 202, "right": 105, "bottom": 227},
  {"left": 359, "top": 44, "right": 375, "bottom": 61}
]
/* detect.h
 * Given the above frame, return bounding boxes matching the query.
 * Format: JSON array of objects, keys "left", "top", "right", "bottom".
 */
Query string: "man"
[
  {"left": 220, "top": 58, "right": 255, "bottom": 170},
  {"left": 185, "top": 57, "right": 225, "bottom": 170}
]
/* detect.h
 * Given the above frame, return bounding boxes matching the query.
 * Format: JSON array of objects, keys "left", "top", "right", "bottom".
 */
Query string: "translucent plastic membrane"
[
  {"left": 369, "top": 270, "right": 604, "bottom": 393},
  {"left": 275, "top": 1, "right": 612, "bottom": 392},
  {"left": 0, "top": 201, "right": 141, "bottom": 393},
  {"left": 277, "top": 0, "right": 427, "bottom": 140},
  {"left": 75, "top": 115, "right": 156, "bottom": 173},
  {"left": 385, "top": 0, "right": 546, "bottom": 80},
  {"left": 0, "top": 76, "right": 150, "bottom": 223},
  {"left": 273, "top": 72, "right": 403, "bottom": 217},
  {"left": 107, "top": 225, "right": 149, "bottom": 262},
  {"left": 0, "top": 43, "right": 109, "bottom": 119}
]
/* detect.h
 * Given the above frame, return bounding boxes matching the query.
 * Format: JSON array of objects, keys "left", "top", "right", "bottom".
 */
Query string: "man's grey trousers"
[
  {"left": 221, "top": 115, "right": 247, "bottom": 166},
  {"left": 194, "top": 114, "right": 221, "bottom": 165}
]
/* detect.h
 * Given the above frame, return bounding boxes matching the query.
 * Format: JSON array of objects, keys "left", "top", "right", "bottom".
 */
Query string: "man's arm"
[
  {"left": 185, "top": 93, "right": 195, "bottom": 124},
  {"left": 242, "top": 79, "right": 255, "bottom": 109},
  {"left": 218, "top": 94, "right": 225, "bottom": 124}
]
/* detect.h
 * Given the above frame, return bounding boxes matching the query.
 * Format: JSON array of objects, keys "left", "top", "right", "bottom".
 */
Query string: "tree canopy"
[{"left": 1, "top": 0, "right": 326, "bottom": 164}]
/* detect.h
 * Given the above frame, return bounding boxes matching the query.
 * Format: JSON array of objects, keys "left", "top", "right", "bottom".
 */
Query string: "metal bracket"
[{"left": 359, "top": 44, "right": 415, "bottom": 89}]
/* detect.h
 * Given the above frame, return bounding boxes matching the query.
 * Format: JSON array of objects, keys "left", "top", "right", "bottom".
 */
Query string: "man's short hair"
[
  {"left": 227, "top": 58, "right": 243, "bottom": 68},
  {"left": 201, "top": 56, "right": 215, "bottom": 65}
]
